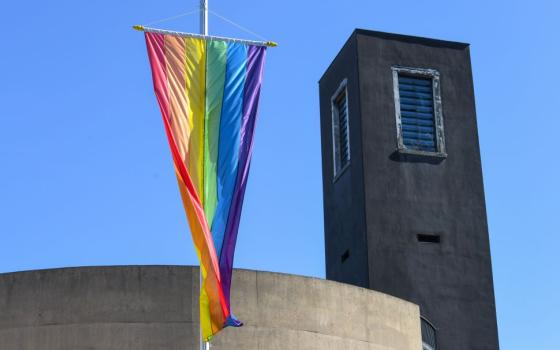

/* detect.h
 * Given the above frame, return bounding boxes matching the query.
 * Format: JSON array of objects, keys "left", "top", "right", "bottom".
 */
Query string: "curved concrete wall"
[{"left": 0, "top": 266, "right": 421, "bottom": 350}]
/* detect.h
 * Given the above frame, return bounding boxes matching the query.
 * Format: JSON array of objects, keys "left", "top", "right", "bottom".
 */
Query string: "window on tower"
[
  {"left": 392, "top": 67, "right": 446, "bottom": 157},
  {"left": 331, "top": 79, "right": 350, "bottom": 179},
  {"left": 421, "top": 317, "right": 437, "bottom": 350}
]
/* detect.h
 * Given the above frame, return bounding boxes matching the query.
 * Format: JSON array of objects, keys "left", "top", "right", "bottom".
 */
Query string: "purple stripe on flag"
[{"left": 219, "top": 45, "right": 267, "bottom": 308}]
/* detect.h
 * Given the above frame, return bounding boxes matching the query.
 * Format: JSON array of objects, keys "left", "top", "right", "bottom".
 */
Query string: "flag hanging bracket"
[{"left": 132, "top": 25, "right": 278, "bottom": 47}]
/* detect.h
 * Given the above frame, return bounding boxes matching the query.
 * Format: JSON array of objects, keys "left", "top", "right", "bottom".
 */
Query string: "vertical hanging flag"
[{"left": 143, "top": 30, "right": 267, "bottom": 341}]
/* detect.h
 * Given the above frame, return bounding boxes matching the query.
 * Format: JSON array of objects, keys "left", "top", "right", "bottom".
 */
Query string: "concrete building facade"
[
  {"left": 319, "top": 29, "right": 499, "bottom": 350},
  {"left": 0, "top": 266, "right": 421, "bottom": 350}
]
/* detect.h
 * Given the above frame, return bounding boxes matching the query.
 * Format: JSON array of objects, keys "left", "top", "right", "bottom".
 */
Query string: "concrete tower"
[{"left": 319, "top": 29, "right": 499, "bottom": 350}]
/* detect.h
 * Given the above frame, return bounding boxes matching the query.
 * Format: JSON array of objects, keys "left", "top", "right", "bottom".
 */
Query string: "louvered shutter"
[
  {"left": 334, "top": 90, "right": 350, "bottom": 168},
  {"left": 398, "top": 75, "right": 437, "bottom": 152},
  {"left": 421, "top": 318, "right": 437, "bottom": 350}
]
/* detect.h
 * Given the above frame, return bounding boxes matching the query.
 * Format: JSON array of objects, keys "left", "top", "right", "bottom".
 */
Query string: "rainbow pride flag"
[{"left": 144, "top": 31, "right": 267, "bottom": 341}]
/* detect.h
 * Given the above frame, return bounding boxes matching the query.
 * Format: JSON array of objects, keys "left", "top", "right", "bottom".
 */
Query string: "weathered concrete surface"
[{"left": 0, "top": 266, "right": 421, "bottom": 350}]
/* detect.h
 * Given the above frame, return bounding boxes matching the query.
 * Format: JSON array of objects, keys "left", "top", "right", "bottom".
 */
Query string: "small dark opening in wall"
[
  {"left": 341, "top": 249, "right": 350, "bottom": 263},
  {"left": 417, "top": 234, "right": 441, "bottom": 244}
]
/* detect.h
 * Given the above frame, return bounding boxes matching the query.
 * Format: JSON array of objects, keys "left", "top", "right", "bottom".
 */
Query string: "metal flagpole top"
[
  {"left": 132, "top": 0, "right": 278, "bottom": 47},
  {"left": 200, "top": 0, "right": 208, "bottom": 36}
]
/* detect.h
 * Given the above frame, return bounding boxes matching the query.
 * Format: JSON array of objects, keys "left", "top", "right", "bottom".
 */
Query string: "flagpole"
[
  {"left": 200, "top": 0, "right": 208, "bottom": 36},
  {"left": 199, "top": 2, "right": 210, "bottom": 349}
]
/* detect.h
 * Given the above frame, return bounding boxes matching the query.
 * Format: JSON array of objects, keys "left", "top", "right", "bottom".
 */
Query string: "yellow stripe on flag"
[{"left": 185, "top": 38, "right": 207, "bottom": 202}]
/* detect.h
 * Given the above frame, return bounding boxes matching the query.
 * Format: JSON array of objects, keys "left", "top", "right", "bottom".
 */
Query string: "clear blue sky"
[{"left": 1, "top": 0, "right": 558, "bottom": 348}]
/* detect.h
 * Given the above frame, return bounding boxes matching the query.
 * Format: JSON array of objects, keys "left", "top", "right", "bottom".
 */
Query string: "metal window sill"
[{"left": 397, "top": 148, "right": 447, "bottom": 159}]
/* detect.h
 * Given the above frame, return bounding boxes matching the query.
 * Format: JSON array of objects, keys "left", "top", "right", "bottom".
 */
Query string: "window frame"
[
  {"left": 392, "top": 66, "right": 447, "bottom": 158},
  {"left": 331, "top": 78, "right": 351, "bottom": 180}
]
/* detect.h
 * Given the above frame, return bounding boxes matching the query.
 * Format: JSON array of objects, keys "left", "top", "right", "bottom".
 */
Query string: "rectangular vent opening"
[
  {"left": 335, "top": 90, "right": 349, "bottom": 167},
  {"left": 331, "top": 80, "right": 350, "bottom": 178},
  {"left": 417, "top": 234, "right": 441, "bottom": 244},
  {"left": 341, "top": 249, "right": 350, "bottom": 263},
  {"left": 398, "top": 75, "right": 437, "bottom": 152}
]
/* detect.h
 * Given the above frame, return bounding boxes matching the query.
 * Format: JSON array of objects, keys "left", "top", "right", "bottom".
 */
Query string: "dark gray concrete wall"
[
  {"left": 0, "top": 266, "right": 421, "bottom": 350},
  {"left": 320, "top": 30, "right": 499, "bottom": 350},
  {"left": 319, "top": 33, "right": 369, "bottom": 288},
  {"left": 356, "top": 31, "right": 498, "bottom": 350}
]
